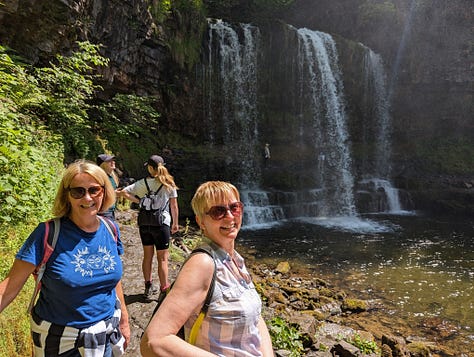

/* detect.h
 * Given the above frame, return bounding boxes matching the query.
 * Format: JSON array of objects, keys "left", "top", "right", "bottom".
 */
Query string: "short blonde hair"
[
  {"left": 191, "top": 181, "right": 240, "bottom": 218},
  {"left": 52, "top": 159, "right": 116, "bottom": 217}
]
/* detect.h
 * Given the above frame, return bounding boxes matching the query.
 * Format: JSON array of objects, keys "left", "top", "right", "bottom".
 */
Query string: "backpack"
[
  {"left": 137, "top": 178, "right": 168, "bottom": 226},
  {"left": 27, "top": 216, "right": 118, "bottom": 313},
  {"left": 145, "top": 246, "right": 217, "bottom": 345}
]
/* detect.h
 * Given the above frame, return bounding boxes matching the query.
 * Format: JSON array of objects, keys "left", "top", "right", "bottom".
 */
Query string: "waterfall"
[
  {"left": 361, "top": 47, "right": 403, "bottom": 213},
  {"left": 206, "top": 20, "right": 260, "bottom": 188},
  {"left": 202, "top": 21, "right": 405, "bottom": 227},
  {"left": 296, "top": 28, "right": 356, "bottom": 217}
]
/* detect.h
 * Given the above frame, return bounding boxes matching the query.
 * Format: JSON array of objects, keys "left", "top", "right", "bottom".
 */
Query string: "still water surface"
[{"left": 238, "top": 214, "right": 474, "bottom": 354}]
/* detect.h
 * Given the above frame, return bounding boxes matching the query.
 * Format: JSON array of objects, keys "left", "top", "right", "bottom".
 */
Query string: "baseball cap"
[
  {"left": 96, "top": 154, "right": 115, "bottom": 165},
  {"left": 144, "top": 155, "right": 165, "bottom": 168}
]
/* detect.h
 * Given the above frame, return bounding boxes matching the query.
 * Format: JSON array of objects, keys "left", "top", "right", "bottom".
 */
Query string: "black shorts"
[{"left": 139, "top": 225, "right": 170, "bottom": 250}]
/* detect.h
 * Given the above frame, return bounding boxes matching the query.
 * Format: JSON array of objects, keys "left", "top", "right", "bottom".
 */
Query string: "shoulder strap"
[
  {"left": 190, "top": 247, "right": 216, "bottom": 313},
  {"left": 143, "top": 177, "right": 151, "bottom": 193},
  {"left": 143, "top": 178, "right": 164, "bottom": 195},
  {"left": 98, "top": 216, "right": 118, "bottom": 242},
  {"left": 28, "top": 218, "right": 60, "bottom": 313},
  {"left": 146, "top": 246, "right": 216, "bottom": 344},
  {"left": 187, "top": 247, "right": 217, "bottom": 344}
]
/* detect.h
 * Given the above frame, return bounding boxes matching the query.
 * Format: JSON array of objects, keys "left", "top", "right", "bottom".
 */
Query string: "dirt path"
[{"left": 117, "top": 211, "right": 182, "bottom": 356}]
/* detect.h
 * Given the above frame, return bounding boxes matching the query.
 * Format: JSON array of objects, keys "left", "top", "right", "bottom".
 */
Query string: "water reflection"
[{"left": 238, "top": 214, "right": 474, "bottom": 353}]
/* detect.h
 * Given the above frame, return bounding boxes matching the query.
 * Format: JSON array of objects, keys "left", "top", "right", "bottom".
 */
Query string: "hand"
[
  {"left": 171, "top": 223, "right": 179, "bottom": 235},
  {"left": 120, "top": 318, "right": 131, "bottom": 350}
]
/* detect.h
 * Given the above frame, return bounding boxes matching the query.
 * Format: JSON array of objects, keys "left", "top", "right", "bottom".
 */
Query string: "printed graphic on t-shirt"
[{"left": 71, "top": 246, "right": 117, "bottom": 277}]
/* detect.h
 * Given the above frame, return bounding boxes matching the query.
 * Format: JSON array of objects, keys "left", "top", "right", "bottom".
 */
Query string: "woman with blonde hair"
[
  {"left": 141, "top": 181, "right": 273, "bottom": 356},
  {"left": 0, "top": 159, "right": 130, "bottom": 356},
  {"left": 117, "top": 155, "right": 179, "bottom": 298}
]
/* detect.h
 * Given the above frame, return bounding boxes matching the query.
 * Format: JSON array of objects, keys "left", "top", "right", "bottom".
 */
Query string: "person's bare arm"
[
  {"left": 169, "top": 197, "right": 179, "bottom": 234},
  {"left": 115, "top": 189, "right": 140, "bottom": 203},
  {"left": 258, "top": 315, "right": 274, "bottom": 356},
  {"left": 115, "top": 280, "right": 130, "bottom": 349},
  {"left": 141, "top": 253, "right": 216, "bottom": 357},
  {"left": 0, "top": 259, "right": 35, "bottom": 313}
]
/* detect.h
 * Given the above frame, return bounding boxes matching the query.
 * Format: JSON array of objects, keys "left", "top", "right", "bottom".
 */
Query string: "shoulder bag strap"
[
  {"left": 28, "top": 218, "right": 60, "bottom": 313},
  {"left": 187, "top": 247, "right": 216, "bottom": 344},
  {"left": 98, "top": 215, "right": 118, "bottom": 242},
  {"left": 143, "top": 177, "right": 151, "bottom": 194}
]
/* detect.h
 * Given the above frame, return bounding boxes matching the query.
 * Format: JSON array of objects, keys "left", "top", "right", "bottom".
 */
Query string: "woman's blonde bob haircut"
[
  {"left": 52, "top": 159, "right": 116, "bottom": 217},
  {"left": 191, "top": 181, "right": 240, "bottom": 218}
]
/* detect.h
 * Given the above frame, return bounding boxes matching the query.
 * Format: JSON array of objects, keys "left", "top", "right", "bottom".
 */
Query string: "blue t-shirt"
[{"left": 16, "top": 217, "right": 124, "bottom": 329}]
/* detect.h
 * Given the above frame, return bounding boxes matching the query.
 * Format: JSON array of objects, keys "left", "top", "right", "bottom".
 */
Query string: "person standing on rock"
[
  {"left": 116, "top": 155, "right": 179, "bottom": 299},
  {"left": 141, "top": 181, "right": 273, "bottom": 356},
  {"left": 0, "top": 159, "right": 130, "bottom": 356}
]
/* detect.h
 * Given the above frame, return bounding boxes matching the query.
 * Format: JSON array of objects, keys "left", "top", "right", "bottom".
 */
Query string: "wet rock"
[
  {"left": 341, "top": 298, "right": 368, "bottom": 313},
  {"left": 276, "top": 261, "right": 291, "bottom": 274},
  {"left": 381, "top": 335, "right": 410, "bottom": 357},
  {"left": 331, "top": 340, "right": 362, "bottom": 356},
  {"left": 406, "top": 341, "right": 432, "bottom": 357}
]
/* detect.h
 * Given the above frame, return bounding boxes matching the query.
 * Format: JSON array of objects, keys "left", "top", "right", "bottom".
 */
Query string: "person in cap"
[
  {"left": 116, "top": 155, "right": 179, "bottom": 298},
  {"left": 97, "top": 154, "right": 119, "bottom": 220}
]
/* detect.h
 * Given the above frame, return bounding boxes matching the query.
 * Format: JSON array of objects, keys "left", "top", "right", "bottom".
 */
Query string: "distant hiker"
[
  {"left": 141, "top": 181, "right": 273, "bottom": 356},
  {"left": 264, "top": 143, "right": 271, "bottom": 160},
  {"left": 263, "top": 143, "right": 271, "bottom": 168},
  {"left": 116, "top": 155, "right": 179, "bottom": 299},
  {"left": 318, "top": 152, "right": 325, "bottom": 172},
  {"left": 0, "top": 159, "right": 130, "bottom": 355},
  {"left": 97, "top": 153, "right": 119, "bottom": 220}
]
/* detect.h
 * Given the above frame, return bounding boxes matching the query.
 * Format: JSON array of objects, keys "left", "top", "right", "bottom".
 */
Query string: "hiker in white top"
[{"left": 116, "top": 155, "right": 179, "bottom": 298}]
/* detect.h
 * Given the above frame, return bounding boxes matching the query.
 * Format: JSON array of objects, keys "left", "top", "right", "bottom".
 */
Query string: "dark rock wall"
[{"left": 1, "top": 0, "right": 472, "bottom": 215}]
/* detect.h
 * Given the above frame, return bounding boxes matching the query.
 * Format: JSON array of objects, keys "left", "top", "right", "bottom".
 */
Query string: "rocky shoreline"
[{"left": 117, "top": 210, "right": 453, "bottom": 356}]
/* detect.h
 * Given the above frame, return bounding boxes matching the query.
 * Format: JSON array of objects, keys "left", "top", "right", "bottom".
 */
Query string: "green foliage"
[
  {"left": 98, "top": 93, "right": 161, "bottom": 135},
  {"left": 96, "top": 93, "right": 163, "bottom": 166},
  {"left": 0, "top": 49, "right": 65, "bottom": 234},
  {"left": 149, "top": 0, "right": 173, "bottom": 23},
  {"left": 346, "top": 333, "right": 380, "bottom": 355},
  {"left": 253, "top": 0, "right": 295, "bottom": 10},
  {"left": 359, "top": 0, "right": 398, "bottom": 27},
  {"left": 268, "top": 316, "right": 304, "bottom": 356},
  {"left": 415, "top": 138, "right": 474, "bottom": 175},
  {"left": 34, "top": 41, "right": 109, "bottom": 159},
  {"left": 0, "top": 45, "right": 67, "bottom": 357},
  {"left": 149, "top": 0, "right": 207, "bottom": 70}
]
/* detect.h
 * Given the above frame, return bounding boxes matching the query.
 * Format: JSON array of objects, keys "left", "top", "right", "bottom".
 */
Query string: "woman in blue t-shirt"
[{"left": 0, "top": 159, "right": 130, "bottom": 356}]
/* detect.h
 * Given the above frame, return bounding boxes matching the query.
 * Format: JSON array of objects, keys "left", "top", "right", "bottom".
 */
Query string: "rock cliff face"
[
  {"left": 0, "top": 0, "right": 472, "bottom": 216},
  {"left": 283, "top": 0, "right": 474, "bottom": 214}
]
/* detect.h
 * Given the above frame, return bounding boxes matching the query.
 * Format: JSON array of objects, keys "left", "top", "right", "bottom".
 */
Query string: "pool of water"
[{"left": 238, "top": 213, "right": 474, "bottom": 354}]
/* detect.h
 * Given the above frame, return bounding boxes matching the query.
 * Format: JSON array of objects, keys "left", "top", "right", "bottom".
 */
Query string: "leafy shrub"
[
  {"left": 268, "top": 316, "right": 304, "bottom": 356},
  {"left": 0, "top": 48, "right": 65, "bottom": 234},
  {"left": 346, "top": 333, "right": 380, "bottom": 355},
  {"left": 34, "top": 41, "right": 109, "bottom": 159}
]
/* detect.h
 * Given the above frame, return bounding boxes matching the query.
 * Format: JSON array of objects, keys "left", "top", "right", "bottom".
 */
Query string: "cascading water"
[
  {"left": 202, "top": 21, "right": 406, "bottom": 228},
  {"left": 295, "top": 28, "right": 356, "bottom": 217},
  {"left": 205, "top": 20, "right": 284, "bottom": 226},
  {"left": 360, "top": 46, "right": 403, "bottom": 213},
  {"left": 205, "top": 20, "right": 260, "bottom": 187}
]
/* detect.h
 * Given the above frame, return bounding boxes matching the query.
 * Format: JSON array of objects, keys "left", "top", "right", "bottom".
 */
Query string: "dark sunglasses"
[
  {"left": 68, "top": 186, "right": 104, "bottom": 199},
  {"left": 206, "top": 201, "right": 244, "bottom": 220}
]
